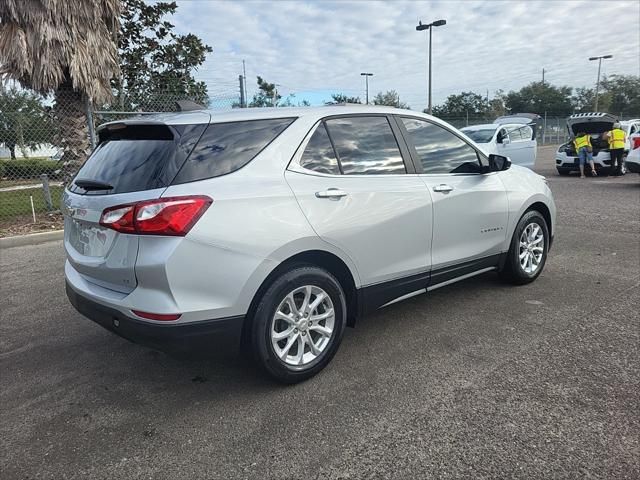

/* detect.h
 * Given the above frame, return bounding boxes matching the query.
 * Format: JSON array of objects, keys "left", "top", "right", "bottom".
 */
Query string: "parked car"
[
  {"left": 64, "top": 106, "right": 556, "bottom": 383},
  {"left": 461, "top": 122, "right": 537, "bottom": 168},
  {"left": 625, "top": 133, "right": 640, "bottom": 174},
  {"left": 555, "top": 113, "right": 640, "bottom": 175}
]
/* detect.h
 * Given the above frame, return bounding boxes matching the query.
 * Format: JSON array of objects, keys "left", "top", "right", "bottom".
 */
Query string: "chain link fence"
[{"left": 0, "top": 87, "right": 239, "bottom": 235}]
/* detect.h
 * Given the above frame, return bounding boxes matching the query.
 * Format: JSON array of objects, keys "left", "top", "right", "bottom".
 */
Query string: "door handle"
[
  {"left": 315, "top": 188, "right": 348, "bottom": 199},
  {"left": 433, "top": 184, "right": 454, "bottom": 193}
]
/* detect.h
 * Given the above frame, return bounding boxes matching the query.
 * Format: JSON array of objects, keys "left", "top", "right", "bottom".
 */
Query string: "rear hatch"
[
  {"left": 63, "top": 115, "right": 209, "bottom": 293},
  {"left": 565, "top": 113, "right": 616, "bottom": 155},
  {"left": 566, "top": 112, "right": 616, "bottom": 135}
]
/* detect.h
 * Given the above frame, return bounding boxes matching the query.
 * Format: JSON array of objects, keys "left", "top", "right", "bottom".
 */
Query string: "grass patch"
[{"left": 0, "top": 186, "right": 64, "bottom": 221}]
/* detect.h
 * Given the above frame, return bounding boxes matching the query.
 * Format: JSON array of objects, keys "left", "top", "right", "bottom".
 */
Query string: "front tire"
[
  {"left": 556, "top": 168, "right": 571, "bottom": 176},
  {"left": 250, "top": 266, "right": 346, "bottom": 383},
  {"left": 500, "top": 210, "right": 549, "bottom": 285}
]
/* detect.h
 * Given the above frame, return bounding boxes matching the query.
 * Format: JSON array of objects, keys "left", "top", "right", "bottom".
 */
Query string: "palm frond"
[{"left": 0, "top": 0, "right": 120, "bottom": 103}]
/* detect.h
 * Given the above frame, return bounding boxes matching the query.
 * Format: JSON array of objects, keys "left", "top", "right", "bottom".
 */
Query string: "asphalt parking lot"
[{"left": 1, "top": 145, "right": 639, "bottom": 479}]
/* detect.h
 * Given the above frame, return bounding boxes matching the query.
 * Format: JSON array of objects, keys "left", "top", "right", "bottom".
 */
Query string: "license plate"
[{"left": 69, "top": 219, "right": 110, "bottom": 256}]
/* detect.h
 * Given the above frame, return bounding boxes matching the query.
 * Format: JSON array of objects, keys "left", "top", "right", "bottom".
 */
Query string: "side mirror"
[
  {"left": 501, "top": 136, "right": 511, "bottom": 145},
  {"left": 488, "top": 154, "right": 511, "bottom": 172}
]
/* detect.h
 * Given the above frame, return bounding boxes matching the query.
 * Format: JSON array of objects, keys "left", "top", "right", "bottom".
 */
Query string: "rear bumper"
[{"left": 66, "top": 281, "right": 244, "bottom": 354}]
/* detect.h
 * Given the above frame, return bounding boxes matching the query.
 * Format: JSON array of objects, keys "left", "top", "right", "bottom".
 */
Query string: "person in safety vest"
[
  {"left": 573, "top": 131, "right": 597, "bottom": 178},
  {"left": 604, "top": 122, "right": 626, "bottom": 176}
]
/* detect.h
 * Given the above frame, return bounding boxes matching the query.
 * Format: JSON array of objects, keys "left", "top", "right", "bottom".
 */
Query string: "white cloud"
[{"left": 170, "top": 0, "right": 640, "bottom": 109}]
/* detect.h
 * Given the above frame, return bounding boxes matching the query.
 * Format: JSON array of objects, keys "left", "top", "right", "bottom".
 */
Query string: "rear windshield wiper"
[{"left": 74, "top": 179, "right": 114, "bottom": 191}]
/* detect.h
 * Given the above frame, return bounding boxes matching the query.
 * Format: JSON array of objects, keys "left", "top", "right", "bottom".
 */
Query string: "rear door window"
[
  {"left": 172, "top": 117, "right": 295, "bottom": 183},
  {"left": 70, "top": 124, "right": 206, "bottom": 195},
  {"left": 324, "top": 116, "right": 406, "bottom": 175}
]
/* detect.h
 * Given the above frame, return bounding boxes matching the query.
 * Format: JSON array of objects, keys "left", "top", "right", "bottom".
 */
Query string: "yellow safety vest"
[
  {"left": 608, "top": 128, "right": 625, "bottom": 149},
  {"left": 574, "top": 135, "right": 591, "bottom": 150}
]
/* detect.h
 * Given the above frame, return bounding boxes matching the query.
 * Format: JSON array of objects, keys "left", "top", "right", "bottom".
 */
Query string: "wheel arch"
[
  {"left": 525, "top": 201, "right": 553, "bottom": 241},
  {"left": 241, "top": 250, "right": 360, "bottom": 348}
]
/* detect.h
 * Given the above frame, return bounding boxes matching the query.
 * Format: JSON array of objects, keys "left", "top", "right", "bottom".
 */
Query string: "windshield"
[{"left": 461, "top": 128, "right": 497, "bottom": 143}]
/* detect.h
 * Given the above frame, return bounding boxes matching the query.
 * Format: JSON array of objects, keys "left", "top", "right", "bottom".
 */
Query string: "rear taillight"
[
  {"left": 99, "top": 195, "right": 212, "bottom": 236},
  {"left": 632, "top": 137, "right": 640, "bottom": 150}
]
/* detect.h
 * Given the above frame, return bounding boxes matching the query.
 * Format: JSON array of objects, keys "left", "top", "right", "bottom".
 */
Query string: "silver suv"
[{"left": 64, "top": 106, "right": 556, "bottom": 383}]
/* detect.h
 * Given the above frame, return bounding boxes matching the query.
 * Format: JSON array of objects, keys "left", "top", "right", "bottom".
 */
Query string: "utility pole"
[
  {"left": 542, "top": 68, "right": 545, "bottom": 85},
  {"left": 416, "top": 19, "right": 446, "bottom": 115},
  {"left": 242, "top": 60, "right": 248, "bottom": 105},
  {"left": 273, "top": 84, "right": 281, "bottom": 107},
  {"left": 589, "top": 55, "right": 613, "bottom": 111},
  {"left": 360, "top": 73, "right": 373, "bottom": 104},
  {"left": 239, "top": 75, "right": 245, "bottom": 108}
]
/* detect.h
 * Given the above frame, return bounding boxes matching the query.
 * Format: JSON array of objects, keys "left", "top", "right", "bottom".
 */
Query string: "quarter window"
[
  {"left": 400, "top": 118, "right": 481, "bottom": 174},
  {"left": 173, "top": 117, "right": 295, "bottom": 184},
  {"left": 299, "top": 123, "right": 340, "bottom": 175},
  {"left": 325, "top": 117, "right": 406, "bottom": 175}
]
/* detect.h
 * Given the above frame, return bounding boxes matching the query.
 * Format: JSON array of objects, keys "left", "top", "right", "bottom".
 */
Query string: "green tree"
[
  {"left": 113, "top": 0, "right": 213, "bottom": 111},
  {"left": 431, "top": 91, "right": 488, "bottom": 117},
  {"left": 248, "top": 76, "right": 281, "bottom": 107},
  {"left": 0, "top": 88, "right": 54, "bottom": 159},
  {"left": 373, "top": 90, "right": 409, "bottom": 109},
  {"left": 504, "top": 81, "right": 573, "bottom": 116},
  {"left": 600, "top": 75, "right": 640, "bottom": 116},
  {"left": 488, "top": 90, "right": 507, "bottom": 118},
  {"left": 571, "top": 87, "right": 597, "bottom": 113},
  {"left": 325, "top": 93, "right": 362, "bottom": 105}
]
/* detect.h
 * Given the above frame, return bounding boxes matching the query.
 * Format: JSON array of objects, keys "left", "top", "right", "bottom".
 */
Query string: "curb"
[{"left": 0, "top": 230, "right": 64, "bottom": 249}]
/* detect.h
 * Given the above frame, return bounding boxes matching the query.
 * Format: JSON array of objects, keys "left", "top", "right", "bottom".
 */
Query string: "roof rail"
[{"left": 327, "top": 102, "right": 370, "bottom": 106}]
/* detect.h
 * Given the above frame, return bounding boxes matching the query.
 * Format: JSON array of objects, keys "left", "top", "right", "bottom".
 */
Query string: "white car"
[
  {"left": 64, "top": 105, "right": 556, "bottom": 383},
  {"left": 555, "top": 113, "right": 640, "bottom": 175},
  {"left": 626, "top": 133, "right": 640, "bottom": 174},
  {"left": 461, "top": 123, "right": 537, "bottom": 169}
]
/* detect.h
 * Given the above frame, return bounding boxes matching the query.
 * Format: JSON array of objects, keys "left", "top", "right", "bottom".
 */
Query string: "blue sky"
[{"left": 170, "top": 0, "right": 640, "bottom": 109}]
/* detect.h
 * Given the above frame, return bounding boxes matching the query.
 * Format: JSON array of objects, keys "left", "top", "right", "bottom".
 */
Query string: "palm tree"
[{"left": 0, "top": 0, "right": 120, "bottom": 168}]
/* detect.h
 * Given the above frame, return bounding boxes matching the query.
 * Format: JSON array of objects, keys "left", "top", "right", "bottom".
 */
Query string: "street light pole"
[
  {"left": 360, "top": 72, "right": 373, "bottom": 104},
  {"left": 428, "top": 26, "right": 432, "bottom": 113},
  {"left": 589, "top": 54, "right": 612, "bottom": 111},
  {"left": 416, "top": 19, "right": 446, "bottom": 115}
]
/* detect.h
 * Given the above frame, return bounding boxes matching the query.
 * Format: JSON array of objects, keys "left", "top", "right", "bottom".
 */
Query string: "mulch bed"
[{"left": 0, "top": 212, "right": 64, "bottom": 238}]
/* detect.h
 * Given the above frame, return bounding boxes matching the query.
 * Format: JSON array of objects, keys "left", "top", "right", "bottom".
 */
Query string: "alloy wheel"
[
  {"left": 519, "top": 222, "right": 545, "bottom": 275},
  {"left": 271, "top": 285, "right": 335, "bottom": 368}
]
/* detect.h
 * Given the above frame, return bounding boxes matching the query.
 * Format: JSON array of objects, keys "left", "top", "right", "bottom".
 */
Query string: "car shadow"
[{"left": 70, "top": 271, "right": 508, "bottom": 395}]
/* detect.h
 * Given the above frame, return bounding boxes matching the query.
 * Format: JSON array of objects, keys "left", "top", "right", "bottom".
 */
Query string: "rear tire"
[
  {"left": 250, "top": 266, "right": 346, "bottom": 383},
  {"left": 499, "top": 210, "right": 549, "bottom": 285},
  {"left": 556, "top": 168, "right": 571, "bottom": 176}
]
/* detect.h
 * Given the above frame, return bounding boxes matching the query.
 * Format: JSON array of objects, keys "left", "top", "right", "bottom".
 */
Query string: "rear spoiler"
[{"left": 175, "top": 100, "right": 206, "bottom": 112}]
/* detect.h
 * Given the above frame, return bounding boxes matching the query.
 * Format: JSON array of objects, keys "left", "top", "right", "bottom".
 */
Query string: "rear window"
[
  {"left": 462, "top": 128, "right": 497, "bottom": 143},
  {"left": 172, "top": 117, "right": 295, "bottom": 184},
  {"left": 70, "top": 124, "right": 206, "bottom": 195}
]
